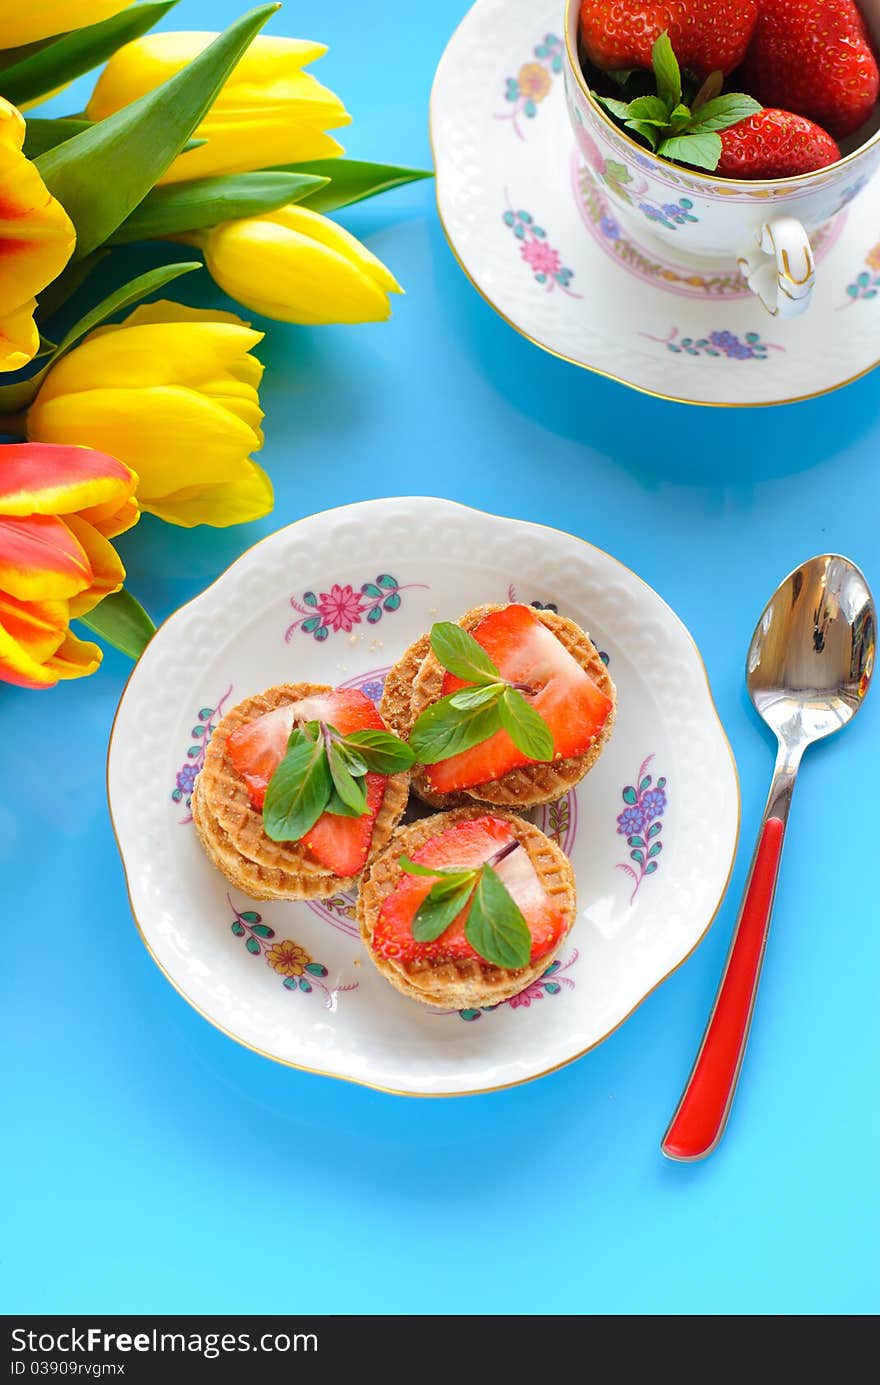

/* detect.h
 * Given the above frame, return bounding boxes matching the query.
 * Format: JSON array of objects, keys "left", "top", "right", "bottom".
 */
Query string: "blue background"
[{"left": 4, "top": 0, "right": 879, "bottom": 1316}]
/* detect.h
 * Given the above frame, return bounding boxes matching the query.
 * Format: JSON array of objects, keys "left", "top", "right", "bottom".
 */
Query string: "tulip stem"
[{"left": 0, "top": 412, "right": 27, "bottom": 438}]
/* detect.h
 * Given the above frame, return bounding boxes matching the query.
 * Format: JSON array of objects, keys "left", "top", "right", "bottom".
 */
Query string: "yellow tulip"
[
  {"left": 26, "top": 301, "right": 272, "bottom": 529},
  {"left": 0, "top": 1, "right": 132, "bottom": 49},
  {"left": 0, "top": 99, "right": 75, "bottom": 373},
  {"left": 200, "top": 204, "right": 403, "bottom": 324},
  {"left": 86, "top": 32, "right": 350, "bottom": 185}
]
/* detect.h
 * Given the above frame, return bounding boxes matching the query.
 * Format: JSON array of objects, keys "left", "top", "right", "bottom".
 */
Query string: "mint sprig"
[
  {"left": 400, "top": 843, "right": 531, "bottom": 968},
  {"left": 596, "top": 32, "right": 761, "bottom": 172},
  {"left": 409, "top": 622, "right": 555, "bottom": 766},
  {"left": 263, "top": 718, "right": 415, "bottom": 843}
]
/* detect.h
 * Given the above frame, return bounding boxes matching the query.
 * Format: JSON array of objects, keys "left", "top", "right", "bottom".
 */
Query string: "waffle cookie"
[
  {"left": 380, "top": 603, "right": 616, "bottom": 809},
  {"left": 192, "top": 683, "right": 410, "bottom": 901},
  {"left": 358, "top": 807, "right": 577, "bottom": 1010}
]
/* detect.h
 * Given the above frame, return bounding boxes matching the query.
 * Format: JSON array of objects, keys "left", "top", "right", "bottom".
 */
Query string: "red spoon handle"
[{"left": 662, "top": 815, "right": 786, "bottom": 1162}]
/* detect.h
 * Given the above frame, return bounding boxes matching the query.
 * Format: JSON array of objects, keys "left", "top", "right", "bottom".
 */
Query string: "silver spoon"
[{"left": 662, "top": 555, "right": 875, "bottom": 1162}]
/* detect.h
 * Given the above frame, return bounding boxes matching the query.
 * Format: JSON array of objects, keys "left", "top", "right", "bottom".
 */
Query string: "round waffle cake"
[
  {"left": 358, "top": 806, "right": 578, "bottom": 1010},
  {"left": 192, "top": 683, "right": 410, "bottom": 901},
  {"left": 380, "top": 604, "right": 616, "bottom": 809}
]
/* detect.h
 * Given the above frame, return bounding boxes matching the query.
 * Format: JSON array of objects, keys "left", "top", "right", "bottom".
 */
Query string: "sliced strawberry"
[
  {"left": 426, "top": 605, "right": 612, "bottom": 794},
  {"left": 302, "top": 771, "right": 387, "bottom": 876},
  {"left": 227, "top": 688, "right": 390, "bottom": 877},
  {"left": 372, "top": 815, "right": 566, "bottom": 967}
]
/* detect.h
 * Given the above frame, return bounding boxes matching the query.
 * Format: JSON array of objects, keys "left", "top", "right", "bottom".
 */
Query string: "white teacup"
[{"left": 563, "top": 0, "right": 880, "bottom": 317}]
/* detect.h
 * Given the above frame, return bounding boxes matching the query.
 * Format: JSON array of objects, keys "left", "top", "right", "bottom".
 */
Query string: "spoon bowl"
[{"left": 747, "top": 555, "right": 875, "bottom": 748}]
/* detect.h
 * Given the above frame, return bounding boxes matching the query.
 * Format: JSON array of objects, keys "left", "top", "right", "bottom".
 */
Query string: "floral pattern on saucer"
[
  {"left": 497, "top": 31, "right": 564, "bottom": 139},
  {"left": 504, "top": 205, "right": 580, "bottom": 294},
  {"left": 641, "top": 327, "right": 783, "bottom": 360},
  {"left": 227, "top": 896, "right": 358, "bottom": 1009},
  {"left": 843, "top": 241, "right": 880, "bottom": 305},
  {"left": 285, "top": 574, "right": 428, "bottom": 643},
  {"left": 172, "top": 684, "right": 233, "bottom": 823}
]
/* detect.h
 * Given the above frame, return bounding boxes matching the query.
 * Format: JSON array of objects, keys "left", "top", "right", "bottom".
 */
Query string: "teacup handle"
[{"left": 738, "top": 217, "right": 815, "bottom": 318}]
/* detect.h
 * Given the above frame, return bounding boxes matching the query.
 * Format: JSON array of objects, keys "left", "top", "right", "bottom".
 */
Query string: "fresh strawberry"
[
  {"left": 425, "top": 604, "right": 613, "bottom": 795},
  {"left": 372, "top": 816, "right": 566, "bottom": 966},
  {"left": 740, "top": 0, "right": 879, "bottom": 140},
  {"left": 227, "top": 688, "right": 388, "bottom": 876},
  {"left": 302, "top": 773, "right": 387, "bottom": 877},
  {"left": 579, "top": 0, "right": 758, "bottom": 78},
  {"left": 717, "top": 108, "right": 840, "bottom": 176}
]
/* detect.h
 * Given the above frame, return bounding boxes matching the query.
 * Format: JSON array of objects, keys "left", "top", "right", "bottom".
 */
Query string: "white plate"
[
  {"left": 108, "top": 498, "right": 739, "bottom": 1095},
  {"left": 430, "top": 0, "right": 880, "bottom": 406}
]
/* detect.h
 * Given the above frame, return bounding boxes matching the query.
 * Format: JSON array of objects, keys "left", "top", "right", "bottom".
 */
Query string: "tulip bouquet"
[{"left": 0, "top": 1, "right": 429, "bottom": 690}]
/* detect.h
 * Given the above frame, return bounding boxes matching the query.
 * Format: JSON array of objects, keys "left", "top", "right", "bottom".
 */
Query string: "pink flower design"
[
  {"left": 317, "top": 583, "right": 365, "bottom": 633},
  {"left": 520, "top": 239, "right": 562, "bottom": 277},
  {"left": 509, "top": 982, "right": 543, "bottom": 1009}
]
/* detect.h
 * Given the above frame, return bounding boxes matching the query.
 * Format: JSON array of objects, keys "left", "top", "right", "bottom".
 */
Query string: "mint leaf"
[
  {"left": 465, "top": 865, "right": 531, "bottom": 970},
  {"left": 342, "top": 728, "right": 415, "bottom": 774},
  {"left": 412, "top": 878, "right": 476, "bottom": 943},
  {"left": 497, "top": 689, "right": 554, "bottom": 761},
  {"left": 263, "top": 725, "right": 332, "bottom": 842},
  {"left": 669, "top": 103, "right": 693, "bottom": 128},
  {"left": 449, "top": 682, "right": 505, "bottom": 711},
  {"left": 410, "top": 694, "right": 502, "bottom": 765},
  {"left": 685, "top": 94, "right": 762, "bottom": 133},
  {"left": 399, "top": 855, "right": 475, "bottom": 886},
  {"left": 607, "top": 68, "right": 636, "bottom": 87},
  {"left": 625, "top": 120, "right": 660, "bottom": 149},
  {"left": 625, "top": 95, "right": 671, "bottom": 124},
  {"left": 334, "top": 741, "right": 368, "bottom": 777},
  {"left": 429, "top": 622, "right": 500, "bottom": 684},
  {"left": 692, "top": 70, "right": 724, "bottom": 111},
  {"left": 325, "top": 789, "right": 366, "bottom": 818},
  {"left": 652, "top": 32, "right": 681, "bottom": 110},
  {"left": 598, "top": 95, "right": 633, "bottom": 120},
  {"left": 327, "top": 742, "right": 368, "bottom": 817},
  {"left": 657, "top": 131, "right": 723, "bottom": 170}
]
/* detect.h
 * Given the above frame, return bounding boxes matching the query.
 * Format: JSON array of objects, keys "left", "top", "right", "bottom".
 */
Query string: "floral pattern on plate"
[
  {"left": 616, "top": 756, "right": 667, "bottom": 903},
  {"left": 843, "top": 241, "right": 880, "bottom": 305},
  {"left": 438, "top": 949, "right": 579, "bottom": 1021},
  {"left": 285, "top": 574, "right": 427, "bottom": 642},
  {"left": 172, "top": 684, "right": 233, "bottom": 823},
  {"left": 227, "top": 896, "right": 357, "bottom": 1009}
]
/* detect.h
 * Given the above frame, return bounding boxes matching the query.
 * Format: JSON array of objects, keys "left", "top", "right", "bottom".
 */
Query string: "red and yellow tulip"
[
  {"left": 86, "top": 32, "right": 350, "bottom": 185},
  {"left": 0, "top": 443, "right": 138, "bottom": 689},
  {"left": 0, "top": 100, "right": 76, "bottom": 373}
]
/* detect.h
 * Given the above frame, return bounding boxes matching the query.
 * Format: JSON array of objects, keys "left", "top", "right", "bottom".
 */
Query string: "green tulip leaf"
[
  {"left": 108, "top": 171, "right": 329, "bottom": 243},
  {"left": 78, "top": 589, "right": 156, "bottom": 660},
  {"left": 22, "top": 119, "right": 93, "bottom": 160},
  {"left": 35, "top": 3, "right": 280, "bottom": 259},
  {"left": 274, "top": 158, "right": 433, "bottom": 214},
  {"left": 34, "top": 250, "right": 107, "bottom": 325},
  {"left": 0, "top": 1, "right": 179, "bottom": 107}
]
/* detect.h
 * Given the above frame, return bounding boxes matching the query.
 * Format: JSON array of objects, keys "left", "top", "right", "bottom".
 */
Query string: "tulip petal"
[
  {"left": 141, "top": 459, "right": 273, "bottom": 527},
  {"left": 35, "top": 316, "right": 264, "bottom": 399},
  {"left": 86, "top": 32, "right": 350, "bottom": 184},
  {"left": 29, "top": 386, "right": 264, "bottom": 499},
  {"left": 0, "top": 513, "right": 92, "bottom": 600},
  {"left": 44, "top": 629, "right": 102, "bottom": 681},
  {"left": 64, "top": 516, "right": 126, "bottom": 617},
  {"left": 78, "top": 493, "right": 141, "bottom": 540},
  {"left": 0, "top": 442, "right": 137, "bottom": 519},
  {"left": 0, "top": 590, "right": 68, "bottom": 663},
  {"left": 0, "top": 620, "right": 59, "bottom": 688},
  {"left": 0, "top": 3, "right": 132, "bottom": 50},
  {"left": 205, "top": 209, "right": 401, "bottom": 325},
  {"left": 0, "top": 101, "right": 76, "bottom": 317},
  {"left": 0, "top": 300, "right": 40, "bottom": 373}
]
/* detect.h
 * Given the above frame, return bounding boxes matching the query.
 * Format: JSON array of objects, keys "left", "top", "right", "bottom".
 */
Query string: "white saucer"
[
  {"left": 108, "top": 498, "right": 739, "bottom": 1096},
  {"left": 430, "top": 0, "right": 880, "bottom": 406}
]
